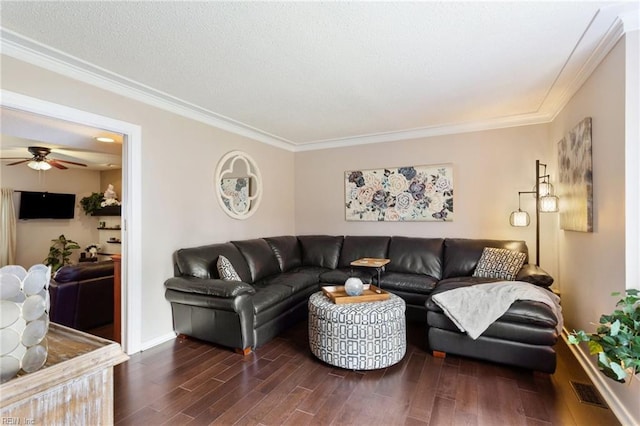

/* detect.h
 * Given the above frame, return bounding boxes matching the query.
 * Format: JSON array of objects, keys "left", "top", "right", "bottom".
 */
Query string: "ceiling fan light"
[{"left": 27, "top": 161, "right": 52, "bottom": 171}]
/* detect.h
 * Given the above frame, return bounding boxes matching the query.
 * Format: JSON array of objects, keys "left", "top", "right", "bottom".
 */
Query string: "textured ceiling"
[{"left": 0, "top": 1, "right": 637, "bottom": 150}]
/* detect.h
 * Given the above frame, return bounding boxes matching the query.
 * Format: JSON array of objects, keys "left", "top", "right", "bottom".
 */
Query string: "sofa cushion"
[
  {"left": 298, "top": 235, "right": 344, "bottom": 269},
  {"left": 251, "top": 284, "right": 296, "bottom": 314},
  {"left": 472, "top": 247, "right": 526, "bottom": 281},
  {"left": 232, "top": 239, "right": 281, "bottom": 283},
  {"left": 260, "top": 271, "right": 319, "bottom": 293},
  {"left": 378, "top": 271, "right": 438, "bottom": 294},
  {"left": 264, "top": 236, "right": 302, "bottom": 272},
  {"left": 427, "top": 285, "right": 559, "bottom": 331},
  {"left": 54, "top": 260, "right": 114, "bottom": 283},
  {"left": 436, "top": 277, "right": 506, "bottom": 288},
  {"left": 426, "top": 306, "right": 558, "bottom": 345},
  {"left": 442, "top": 238, "right": 528, "bottom": 279},
  {"left": 319, "top": 268, "right": 376, "bottom": 285},
  {"left": 387, "top": 237, "right": 443, "bottom": 279},
  {"left": 337, "top": 236, "right": 390, "bottom": 268},
  {"left": 174, "top": 242, "right": 251, "bottom": 283},
  {"left": 290, "top": 265, "right": 333, "bottom": 280},
  {"left": 216, "top": 255, "right": 241, "bottom": 281},
  {"left": 516, "top": 264, "right": 554, "bottom": 287}
]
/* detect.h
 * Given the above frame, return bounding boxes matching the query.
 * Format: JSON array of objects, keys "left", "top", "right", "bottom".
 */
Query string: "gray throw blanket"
[{"left": 431, "top": 281, "right": 563, "bottom": 340}]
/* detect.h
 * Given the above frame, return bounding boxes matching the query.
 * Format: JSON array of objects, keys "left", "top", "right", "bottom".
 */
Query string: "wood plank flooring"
[{"left": 114, "top": 321, "right": 620, "bottom": 425}]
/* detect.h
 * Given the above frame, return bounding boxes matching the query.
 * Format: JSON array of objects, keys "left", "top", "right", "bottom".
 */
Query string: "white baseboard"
[
  {"left": 562, "top": 328, "right": 637, "bottom": 426},
  {"left": 137, "top": 332, "right": 177, "bottom": 353}
]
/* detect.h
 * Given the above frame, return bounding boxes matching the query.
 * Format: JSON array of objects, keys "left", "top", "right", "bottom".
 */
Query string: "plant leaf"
[
  {"left": 567, "top": 335, "right": 580, "bottom": 345},
  {"left": 590, "top": 341, "right": 604, "bottom": 355},
  {"left": 610, "top": 319, "right": 621, "bottom": 336},
  {"left": 609, "top": 362, "right": 627, "bottom": 381}
]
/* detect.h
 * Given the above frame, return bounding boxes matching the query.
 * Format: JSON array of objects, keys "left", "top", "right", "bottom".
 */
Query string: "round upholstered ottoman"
[{"left": 308, "top": 291, "right": 406, "bottom": 370}]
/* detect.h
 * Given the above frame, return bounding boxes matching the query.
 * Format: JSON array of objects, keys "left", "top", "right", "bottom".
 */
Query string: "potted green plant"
[
  {"left": 80, "top": 192, "right": 104, "bottom": 216},
  {"left": 43, "top": 234, "right": 80, "bottom": 273},
  {"left": 568, "top": 289, "right": 640, "bottom": 383}
]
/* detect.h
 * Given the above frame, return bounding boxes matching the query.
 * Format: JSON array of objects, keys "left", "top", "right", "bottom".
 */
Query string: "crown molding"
[
  {"left": 0, "top": 28, "right": 554, "bottom": 152},
  {"left": 0, "top": 28, "right": 297, "bottom": 152},
  {"left": 546, "top": 12, "right": 626, "bottom": 122},
  {"left": 293, "top": 112, "right": 553, "bottom": 152}
]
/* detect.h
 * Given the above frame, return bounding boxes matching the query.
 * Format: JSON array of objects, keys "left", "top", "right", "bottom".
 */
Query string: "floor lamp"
[{"left": 509, "top": 160, "right": 559, "bottom": 266}]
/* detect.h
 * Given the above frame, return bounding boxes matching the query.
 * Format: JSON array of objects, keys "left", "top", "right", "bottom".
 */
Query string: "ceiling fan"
[{"left": 1, "top": 146, "right": 87, "bottom": 170}]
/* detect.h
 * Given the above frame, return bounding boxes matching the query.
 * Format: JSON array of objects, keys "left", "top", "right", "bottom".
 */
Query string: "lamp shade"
[
  {"left": 541, "top": 181, "right": 554, "bottom": 197},
  {"left": 510, "top": 210, "right": 530, "bottom": 227},
  {"left": 27, "top": 161, "right": 51, "bottom": 171},
  {"left": 540, "top": 195, "right": 559, "bottom": 212}
]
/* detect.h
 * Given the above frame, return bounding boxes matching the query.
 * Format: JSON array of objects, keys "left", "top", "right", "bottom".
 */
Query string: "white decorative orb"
[
  {"left": 0, "top": 356, "right": 20, "bottom": 382},
  {"left": 344, "top": 277, "right": 364, "bottom": 296}
]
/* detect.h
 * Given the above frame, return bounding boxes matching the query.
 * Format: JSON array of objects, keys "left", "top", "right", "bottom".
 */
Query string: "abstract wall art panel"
[
  {"left": 558, "top": 117, "right": 593, "bottom": 232},
  {"left": 345, "top": 164, "right": 453, "bottom": 222}
]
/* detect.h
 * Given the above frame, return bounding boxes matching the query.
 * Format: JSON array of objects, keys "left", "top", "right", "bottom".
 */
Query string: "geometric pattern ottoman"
[{"left": 308, "top": 291, "right": 406, "bottom": 370}]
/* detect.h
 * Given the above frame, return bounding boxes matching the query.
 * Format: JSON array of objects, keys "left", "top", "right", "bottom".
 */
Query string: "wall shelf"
[
  {"left": 91, "top": 206, "right": 121, "bottom": 216},
  {"left": 95, "top": 214, "right": 121, "bottom": 257}
]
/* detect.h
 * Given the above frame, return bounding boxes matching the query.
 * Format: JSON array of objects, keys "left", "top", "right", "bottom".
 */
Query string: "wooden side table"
[{"left": 350, "top": 258, "right": 390, "bottom": 287}]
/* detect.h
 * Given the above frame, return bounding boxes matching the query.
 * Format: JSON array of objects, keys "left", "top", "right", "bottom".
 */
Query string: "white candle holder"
[{"left": 0, "top": 264, "right": 51, "bottom": 383}]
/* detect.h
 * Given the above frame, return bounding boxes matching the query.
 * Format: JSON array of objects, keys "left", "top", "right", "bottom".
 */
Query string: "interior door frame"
[{"left": 2, "top": 90, "right": 143, "bottom": 354}]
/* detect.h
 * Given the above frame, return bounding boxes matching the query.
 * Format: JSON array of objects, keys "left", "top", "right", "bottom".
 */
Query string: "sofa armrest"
[
  {"left": 164, "top": 277, "right": 255, "bottom": 298},
  {"left": 516, "top": 264, "right": 554, "bottom": 287}
]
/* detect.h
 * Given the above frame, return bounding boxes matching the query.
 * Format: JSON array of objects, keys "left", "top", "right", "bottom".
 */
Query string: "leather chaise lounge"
[{"left": 165, "top": 235, "right": 560, "bottom": 372}]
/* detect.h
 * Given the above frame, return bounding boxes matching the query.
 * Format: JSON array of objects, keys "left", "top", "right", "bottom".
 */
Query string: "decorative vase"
[
  {"left": 344, "top": 277, "right": 364, "bottom": 296},
  {"left": 0, "top": 264, "right": 51, "bottom": 383}
]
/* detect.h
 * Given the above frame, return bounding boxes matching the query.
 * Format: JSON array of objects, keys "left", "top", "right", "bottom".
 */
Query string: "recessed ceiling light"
[{"left": 95, "top": 136, "right": 115, "bottom": 143}]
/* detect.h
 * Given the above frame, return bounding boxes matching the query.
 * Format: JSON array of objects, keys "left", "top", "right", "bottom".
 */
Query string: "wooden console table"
[{"left": 0, "top": 323, "right": 128, "bottom": 424}]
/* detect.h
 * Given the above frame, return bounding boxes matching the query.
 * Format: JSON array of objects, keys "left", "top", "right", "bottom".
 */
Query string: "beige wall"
[
  {"left": 1, "top": 55, "right": 296, "bottom": 343},
  {"left": 550, "top": 36, "right": 639, "bottom": 423},
  {"left": 295, "top": 124, "right": 558, "bottom": 276},
  {"left": 0, "top": 164, "right": 101, "bottom": 266},
  {"left": 100, "top": 168, "right": 123, "bottom": 202}
]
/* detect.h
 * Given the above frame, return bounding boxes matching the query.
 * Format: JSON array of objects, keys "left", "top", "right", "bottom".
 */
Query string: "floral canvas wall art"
[
  {"left": 558, "top": 117, "right": 593, "bottom": 232},
  {"left": 221, "top": 177, "right": 250, "bottom": 215},
  {"left": 345, "top": 164, "right": 454, "bottom": 221}
]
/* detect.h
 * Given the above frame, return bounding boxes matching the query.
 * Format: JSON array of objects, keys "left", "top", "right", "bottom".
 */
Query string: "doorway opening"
[{"left": 1, "top": 90, "right": 142, "bottom": 354}]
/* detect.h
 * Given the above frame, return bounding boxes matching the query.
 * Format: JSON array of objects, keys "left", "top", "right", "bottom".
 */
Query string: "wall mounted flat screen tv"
[{"left": 19, "top": 191, "right": 76, "bottom": 219}]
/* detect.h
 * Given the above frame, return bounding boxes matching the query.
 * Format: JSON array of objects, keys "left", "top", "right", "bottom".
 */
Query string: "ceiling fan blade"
[
  {"left": 48, "top": 160, "right": 68, "bottom": 170},
  {"left": 0, "top": 157, "right": 30, "bottom": 160},
  {"left": 54, "top": 159, "right": 87, "bottom": 167},
  {"left": 5, "top": 159, "right": 30, "bottom": 166}
]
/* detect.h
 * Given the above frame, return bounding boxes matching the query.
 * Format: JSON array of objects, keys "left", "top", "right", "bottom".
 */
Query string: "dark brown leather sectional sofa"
[
  {"left": 49, "top": 260, "right": 115, "bottom": 331},
  {"left": 164, "top": 235, "right": 560, "bottom": 372}
]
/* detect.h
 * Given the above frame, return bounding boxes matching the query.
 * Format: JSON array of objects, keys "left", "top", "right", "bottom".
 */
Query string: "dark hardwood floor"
[{"left": 114, "top": 321, "right": 620, "bottom": 425}]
